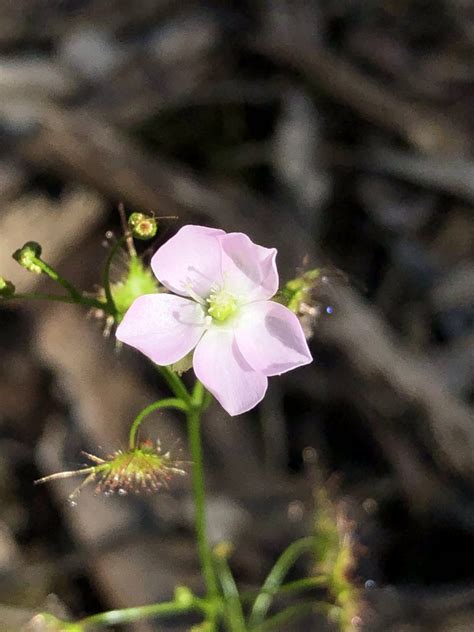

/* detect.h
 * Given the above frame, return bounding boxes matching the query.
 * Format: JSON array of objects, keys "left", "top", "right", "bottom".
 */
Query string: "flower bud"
[
  {"left": 174, "top": 585, "right": 194, "bottom": 607},
  {"left": 12, "top": 241, "right": 43, "bottom": 274},
  {"left": 128, "top": 212, "right": 158, "bottom": 240},
  {"left": 112, "top": 257, "right": 159, "bottom": 320},
  {"left": 0, "top": 277, "right": 15, "bottom": 297},
  {"left": 213, "top": 541, "right": 234, "bottom": 560},
  {"left": 280, "top": 268, "right": 321, "bottom": 314}
]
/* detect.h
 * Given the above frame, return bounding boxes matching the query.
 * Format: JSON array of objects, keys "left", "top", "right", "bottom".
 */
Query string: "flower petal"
[
  {"left": 235, "top": 301, "right": 312, "bottom": 376},
  {"left": 193, "top": 327, "right": 267, "bottom": 416},
  {"left": 151, "top": 225, "right": 225, "bottom": 299},
  {"left": 116, "top": 294, "right": 206, "bottom": 365},
  {"left": 219, "top": 232, "right": 278, "bottom": 302}
]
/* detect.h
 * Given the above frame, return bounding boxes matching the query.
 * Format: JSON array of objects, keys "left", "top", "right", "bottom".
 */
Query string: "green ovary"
[{"left": 207, "top": 289, "right": 237, "bottom": 322}]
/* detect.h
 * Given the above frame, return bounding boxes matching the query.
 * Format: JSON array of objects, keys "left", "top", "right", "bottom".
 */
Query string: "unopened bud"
[
  {"left": 12, "top": 241, "right": 43, "bottom": 274},
  {"left": 174, "top": 585, "right": 194, "bottom": 607},
  {"left": 0, "top": 277, "right": 15, "bottom": 297},
  {"left": 111, "top": 257, "right": 159, "bottom": 319},
  {"left": 214, "top": 541, "right": 234, "bottom": 559},
  {"left": 128, "top": 212, "right": 158, "bottom": 240}
]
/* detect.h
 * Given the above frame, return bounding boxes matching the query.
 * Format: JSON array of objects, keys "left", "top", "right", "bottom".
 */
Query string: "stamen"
[{"left": 184, "top": 282, "right": 206, "bottom": 305}]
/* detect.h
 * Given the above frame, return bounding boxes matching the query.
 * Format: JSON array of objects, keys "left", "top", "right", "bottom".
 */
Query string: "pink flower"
[{"left": 116, "top": 225, "right": 312, "bottom": 416}]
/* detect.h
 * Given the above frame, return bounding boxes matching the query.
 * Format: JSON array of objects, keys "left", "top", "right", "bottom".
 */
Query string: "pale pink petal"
[
  {"left": 219, "top": 232, "right": 278, "bottom": 302},
  {"left": 116, "top": 294, "right": 206, "bottom": 365},
  {"left": 235, "top": 301, "right": 312, "bottom": 376},
  {"left": 193, "top": 327, "right": 267, "bottom": 416},
  {"left": 151, "top": 225, "right": 225, "bottom": 299}
]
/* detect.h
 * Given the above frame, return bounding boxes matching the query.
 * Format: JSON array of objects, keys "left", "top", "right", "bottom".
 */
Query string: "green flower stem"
[
  {"left": 215, "top": 555, "right": 246, "bottom": 632},
  {"left": 191, "top": 377, "right": 206, "bottom": 406},
  {"left": 75, "top": 598, "right": 203, "bottom": 629},
  {"left": 156, "top": 365, "right": 192, "bottom": 404},
  {"left": 5, "top": 292, "right": 112, "bottom": 313},
  {"left": 187, "top": 403, "right": 220, "bottom": 604},
  {"left": 248, "top": 537, "right": 316, "bottom": 628},
  {"left": 240, "top": 575, "right": 329, "bottom": 604},
  {"left": 30, "top": 256, "right": 83, "bottom": 301},
  {"left": 251, "top": 600, "right": 335, "bottom": 632},
  {"left": 118, "top": 201, "right": 137, "bottom": 258},
  {"left": 139, "top": 370, "right": 219, "bottom": 622},
  {"left": 270, "top": 575, "right": 328, "bottom": 595},
  {"left": 129, "top": 398, "right": 189, "bottom": 449}
]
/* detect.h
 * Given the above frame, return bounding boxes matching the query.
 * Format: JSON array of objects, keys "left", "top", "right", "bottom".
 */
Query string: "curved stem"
[
  {"left": 187, "top": 406, "right": 219, "bottom": 602},
  {"left": 192, "top": 377, "right": 205, "bottom": 406},
  {"left": 129, "top": 398, "right": 189, "bottom": 449},
  {"left": 6, "top": 292, "right": 113, "bottom": 313},
  {"left": 249, "top": 537, "right": 316, "bottom": 628},
  {"left": 269, "top": 575, "right": 328, "bottom": 595},
  {"left": 76, "top": 598, "right": 203, "bottom": 629},
  {"left": 32, "top": 257, "right": 83, "bottom": 300},
  {"left": 215, "top": 556, "right": 246, "bottom": 631},
  {"left": 240, "top": 575, "right": 329, "bottom": 604}
]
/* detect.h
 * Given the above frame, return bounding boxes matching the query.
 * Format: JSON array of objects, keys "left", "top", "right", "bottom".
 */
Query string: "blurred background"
[{"left": 0, "top": 1, "right": 473, "bottom": 630}]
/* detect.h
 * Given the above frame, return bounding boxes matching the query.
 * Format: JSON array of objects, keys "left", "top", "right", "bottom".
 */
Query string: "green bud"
[
  {"left": 12, "top": 241, "right": 43, "bottom": 274},
  {"left": 0, "top": 277, "right": 15, "bottom": 297},
  {"left": 278, "top": 268, "right": 321, "bottom": 313},
  {"left": 213, "top": 540, "right": 234, "bottom": 559},
  {"left": 174, "top": 585, "right": 194, "bottom": 607},
  {"left": 128, "top": 212, "right": 158, "bottom": 240},
  {"left": 112, "top": 257, "right": 159, "bottom": 319}
]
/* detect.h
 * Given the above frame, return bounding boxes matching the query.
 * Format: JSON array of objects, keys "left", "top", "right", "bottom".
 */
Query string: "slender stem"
[
  {"left": 32, "top": 257, "right": 83, "bottom": 300},
  {"left": 148, "top": 375, "right": 220, "bottom": 625},
  {"left": 192, "top": 378, "right": 205, "bottom": 406},
  {"left": 76, "top": 598, "right": 202, "bottom": 629},
  {"left": 129, "top": 398, "right": 189, "bottom": 449},
  {"left": 249, "top": 537, "right": 316, "bottom": 627},
  {"left": 239, "top": 576, "right": 329, "bottom": 604},
  {"left": 270, "top": 575, "right": 328, "bottom": 595},
  {"left": 202, "top": 387, "right": 214, "bottom": 411},
  {"left": 118, "top": 201, "right": 137, "bottom": 258},
  {"left": 156, "top": 365, "right": 192, "bottom": 404},
  {"left": 215, "top": 556, "right": 246, "bottom": 631},
  {"left": 251, "top": 600, "right": 335, "bottom": 632},
  {"left": 187, "top": 406, "right": 219, "bottom": 601},
  {"left": 6, "top": 292, "right": 113, "bottom": 313}
]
